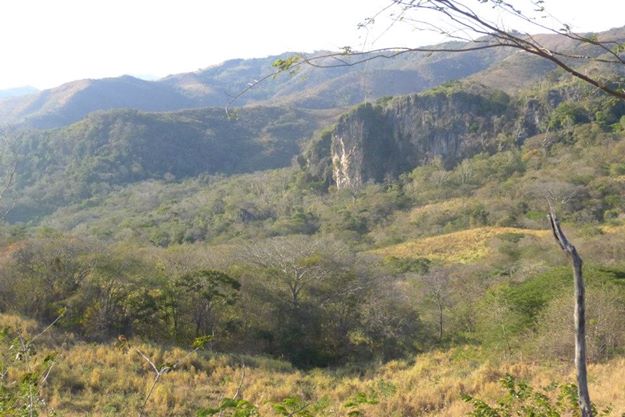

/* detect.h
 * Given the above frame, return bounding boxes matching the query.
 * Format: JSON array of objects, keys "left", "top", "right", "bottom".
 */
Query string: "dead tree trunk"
[{"left": 548, "top": 209, "right": 592, "bottom": 417}]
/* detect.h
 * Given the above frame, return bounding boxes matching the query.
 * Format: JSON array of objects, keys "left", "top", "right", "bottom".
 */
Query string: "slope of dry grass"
[
  {"left": 370, "top": 227, "right": 550, "bottom": 264},
  {"left": 2, "top": 313, "right": 622, "bottom": 417}
]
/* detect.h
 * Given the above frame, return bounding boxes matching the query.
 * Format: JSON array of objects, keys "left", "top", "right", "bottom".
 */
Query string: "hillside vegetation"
[
  {"left": 3, "top": 112, "right": 625, "bottom": 413},
  {"left": 369, "top": 227, "right": 550, "bottom": 264},
  {"left": 2, "top": 26, "right": 625, "bottom": 417},
  {"left": 1, "top": 106, "right": 337, "bottom": 222}
]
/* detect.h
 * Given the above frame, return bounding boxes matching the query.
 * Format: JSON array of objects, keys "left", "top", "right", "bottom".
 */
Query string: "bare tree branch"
[
  {"left": 225, "top": 43, "right": 515, "bottom": 114},
  {"left": 133, "top": 342, "right": 206, "bottom": 417},
  {"left": 381, "top": 0, "right": 625, "bottom": 100},
  {"left": 226, "top": 0, "right": 625, "bottom": 113}
]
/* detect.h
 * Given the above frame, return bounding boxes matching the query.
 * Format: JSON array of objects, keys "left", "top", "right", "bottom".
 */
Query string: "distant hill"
[
  {"left": 0, "top": 76, "right": 194, "bottom": 129},
  {"left": 2, "top": 105, "right": 337, "bottom": 221},
  {"left": 2, "top": 26, "right": 623, "bottom": 129},
  {"left": 159, "top": 44, "right": 516, "bottom": 108}
]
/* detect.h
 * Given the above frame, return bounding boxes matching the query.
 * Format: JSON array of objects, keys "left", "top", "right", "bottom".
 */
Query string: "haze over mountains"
[
  {"left": 1, "top": 25, "right": 624, "bottom": 226},
  {"left": 0, "top": 42, "right": 553, "bottom": 128},
  {"left": 1, "top": 27, "right": 623, "bottom": 130},
  {"left": 0, "top": 86, "right": 39, "bottom": 99}
]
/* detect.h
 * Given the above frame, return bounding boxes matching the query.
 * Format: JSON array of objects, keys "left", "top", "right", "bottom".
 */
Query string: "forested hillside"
[{"left": 0, "top": 105, "right": 338, "bottom": 221}]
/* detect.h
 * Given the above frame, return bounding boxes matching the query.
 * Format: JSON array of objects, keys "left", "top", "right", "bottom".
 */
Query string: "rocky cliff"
[{"left": 300, "top": 83, "right": 547, "bottom": 189}]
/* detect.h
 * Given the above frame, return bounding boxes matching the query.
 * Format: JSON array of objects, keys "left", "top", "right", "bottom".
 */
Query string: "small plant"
[
  {"left": 117, "top": 335, "right": 214, "bottom": 417},
  {"left": 197, "top": 398, "right": 259, "bottom": 417},
  {"left": 273, "top": 396, "right": 320, "bottom": 417},
  {"left": 0, "top": 313, "right": 64, "bottom": 417},
  {"left": 462, "top": 375, "right": 614, "bottom": 417},
  {"left": 343, "top": 391, "right": 379, "bottom": 417}
]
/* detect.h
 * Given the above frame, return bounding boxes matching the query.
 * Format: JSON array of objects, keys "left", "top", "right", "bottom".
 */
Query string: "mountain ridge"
[{"left": 4, "top": 26, "right": 624, "bottom": 129}]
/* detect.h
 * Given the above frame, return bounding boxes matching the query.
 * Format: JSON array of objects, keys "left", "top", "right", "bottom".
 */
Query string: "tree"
[
  {"left": 3, "top": 237, "right": 91, "bottom": 323},
  {"left": 170, "top": 270, "right": 240, "bottom": 340},
  {"left": 240, "top": 236, "right": 388, "bottom": 366},
  {"left": 0, "top": 163, "right": 15, "bottom": 219},
  {"left": 548, "top": 206, "right": 592, "bottom": 417},
  {"left": 242, "top": 235, "right": 350, "bottom": 309},
  {"left": 421, "top": 268, "right": 452, "bottom": 342}
]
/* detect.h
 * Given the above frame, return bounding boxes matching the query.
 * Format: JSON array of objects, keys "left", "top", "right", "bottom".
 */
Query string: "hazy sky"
[{"left": 0, "top": 0, "right": 623, "bottom": 90}]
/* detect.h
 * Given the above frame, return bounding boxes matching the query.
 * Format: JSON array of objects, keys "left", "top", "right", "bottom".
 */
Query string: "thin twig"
[
  {"left": 232, "top": 364, "right": 246, "bottom": 400},
  {"left": 30, "top": 312, "right": 65, "bottom": 345},
  {"left": 139, "top": 373, "right": 163, "bottom": 417},
  {"left": 134, "top": 348, "right": 161, "bottom": 375},
  {"left": 40, "top": 362, "right": 55, "bottom": 385},
  {"left": 218, "top": 363, "right": 247, "bottom": 417},
  {"left": 134, "top": 343, "right": 205, "bottom": 416}
]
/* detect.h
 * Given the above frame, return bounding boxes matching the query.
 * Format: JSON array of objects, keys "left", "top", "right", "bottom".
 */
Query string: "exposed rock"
[{"left": 301, "top": 83, "right": 551, "bottom": 190}]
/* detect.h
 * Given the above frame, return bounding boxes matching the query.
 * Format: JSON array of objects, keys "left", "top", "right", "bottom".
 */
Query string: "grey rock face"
[{"left": 303, "top": 84, "right": 548, "bottom": 189}]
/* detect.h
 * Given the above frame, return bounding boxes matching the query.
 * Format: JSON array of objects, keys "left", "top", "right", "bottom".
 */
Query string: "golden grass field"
[
  {"left": 2, "top": 314, "right": 623, "bottom": 417},
  {"left": 370, "top": 227, "right": 550, "bottom": 264},
  {"left": 407, "top": 198, "right": 472, "bottom": 224}
]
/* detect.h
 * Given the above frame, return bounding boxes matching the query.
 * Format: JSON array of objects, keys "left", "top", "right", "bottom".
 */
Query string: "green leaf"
[
  {"left": 192, "top": 335, "right": 213, "bottom": 350},
  {"left": 272, "top": 55, "right": 301, "bottom": 74}
]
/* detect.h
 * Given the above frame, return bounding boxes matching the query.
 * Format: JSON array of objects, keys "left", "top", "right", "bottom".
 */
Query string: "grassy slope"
[
  {"left": 4, "top": 313, "right": 623, "bottom": 417},
  {"left": 369, "top": 226, "right": 550, "bottom": 264}
]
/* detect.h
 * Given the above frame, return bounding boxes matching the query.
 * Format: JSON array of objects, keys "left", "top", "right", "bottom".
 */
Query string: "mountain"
[
  {"left": 300, "top": 83, "right": 528, "bottom": 189},
  {"left": 159, "top": 45, "right": 516, "bottom": 109},
  {"left": 2, "top": 105, "right": 337, "bottom": 221},
  {"left": 1, "top": 48, "right": 515, "bottom": 128},
  {"left": 299, "top": 79, "right": 625, "bottom": 190},
  {"left": 3, "top": 26, "right": 623, "bottom": 129},
  {"left": 0, "top": 76, "right": 194, "bottom": 129}
]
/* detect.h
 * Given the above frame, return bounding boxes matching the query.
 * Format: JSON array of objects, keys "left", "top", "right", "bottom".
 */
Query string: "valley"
[{"left": 1, "top": 21, "right": 625, "bottom": 417}]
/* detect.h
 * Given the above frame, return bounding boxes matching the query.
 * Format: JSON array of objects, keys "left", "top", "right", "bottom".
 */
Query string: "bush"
[{"left": 463, "top": 375, "right": 614, "bottom": 417}]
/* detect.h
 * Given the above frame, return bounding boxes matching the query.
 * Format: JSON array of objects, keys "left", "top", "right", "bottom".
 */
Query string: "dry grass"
[
  {"left": 601, "top": 223, "right": 625, "bottom": 234},
  {"left": 407, "top": 198, "right": 473, "bottom": 224},
  {"left": 38, "top": 344, "right": 625, "bottom": 416},
  {"left": 370, "top": 227, "right": 550, "bottom": 264},
  {"left": 2, "top": 314, "right": 620, "bottom": 417},
  {"left": 2, "top": 262, "right": 623, "bottom": 417}
]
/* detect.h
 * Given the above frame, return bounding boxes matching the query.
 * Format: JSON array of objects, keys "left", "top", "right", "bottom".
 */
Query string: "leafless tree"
[
  {"left": 421, "top": 268, "right": 452, "bottom": 342},
  {"left": 548, "top": 205, "right": 592, "bottom": 417},
  {"left": 370, "top": 1, "right": 625, "bottom": 99},
  {"left": 241, "top": 235, "right": 352, "bottom": 308}
]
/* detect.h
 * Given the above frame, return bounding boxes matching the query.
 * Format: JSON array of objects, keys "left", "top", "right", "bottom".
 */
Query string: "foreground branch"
[
  {"left": 225, "top": 44, "right": 505, "bottom": 115},
  {"left": 390, "top": 0, "right": 625, "bottom": 101}
]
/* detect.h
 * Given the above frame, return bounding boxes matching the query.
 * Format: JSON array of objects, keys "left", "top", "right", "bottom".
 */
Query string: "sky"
[{"left": 0, "top": 0, "right": 624, "bottom": 90}]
